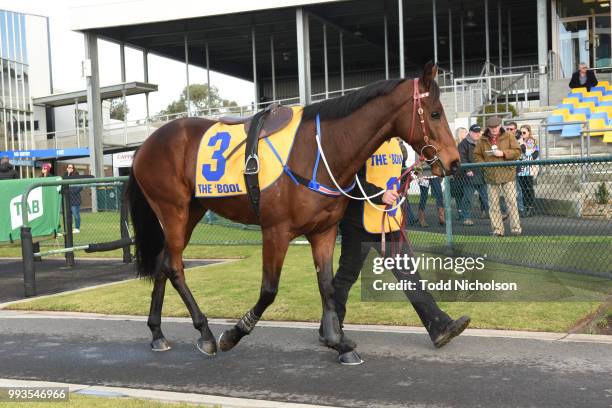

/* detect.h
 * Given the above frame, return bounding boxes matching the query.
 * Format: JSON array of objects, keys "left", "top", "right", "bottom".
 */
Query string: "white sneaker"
[{"left": 73, "top": 228, "right": 80, "bottom": 233}]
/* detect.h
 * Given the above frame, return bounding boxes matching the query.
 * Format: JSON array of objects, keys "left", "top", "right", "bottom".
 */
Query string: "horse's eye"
[{"left": 431, "top": 112, "right": 441, "bottom": 120}]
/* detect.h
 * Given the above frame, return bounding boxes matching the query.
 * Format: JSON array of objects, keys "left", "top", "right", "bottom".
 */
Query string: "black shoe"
[
  {"left": 433, "top": 315, "right": 471, "bottom": 348},
  {"left": 319, "top": 333, "right": 357, "bottom": 349}
]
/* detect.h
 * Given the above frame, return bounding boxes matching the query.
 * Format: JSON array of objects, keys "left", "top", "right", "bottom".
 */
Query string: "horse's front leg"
[{"left": 219, "top": 227, "right": 290, "bottom": 352}]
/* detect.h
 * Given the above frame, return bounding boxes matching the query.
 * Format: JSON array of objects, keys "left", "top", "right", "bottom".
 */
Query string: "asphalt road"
[{"left": 0, "top": 314, "right": 610, "bottom": 407}]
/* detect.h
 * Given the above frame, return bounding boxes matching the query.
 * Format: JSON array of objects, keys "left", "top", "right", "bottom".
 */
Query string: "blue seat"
[
  {"left": 561, "top": 124, "right": 583, "bottom": 138},
  {"left": 558, "top": 103, "right": 575, "bottom": 112},
  {"left": 599, "top": 100, "right": 612, "bottom": 107},
  {"left": 591, "top": 111, "right": 611, "bottom": 122},
  {"left": 591, "top": 86, "right": 607, "bottom": 94},
  {"left": 581, "top": 96, "right": 600, "bottom": 106},
  {"left": 568, "top": 92, "right": 584, "bottom": 101},
  {"left": 547, "top": 115, "right": 565, "bottom": 132},
  {"left": 572, "top": 107, "right": 591, "bottom": 118}
]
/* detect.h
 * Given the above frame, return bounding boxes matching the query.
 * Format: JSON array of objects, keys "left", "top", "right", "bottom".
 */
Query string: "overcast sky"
[{"left": 4, "top": 0, "right": 254, "bottom": 120}]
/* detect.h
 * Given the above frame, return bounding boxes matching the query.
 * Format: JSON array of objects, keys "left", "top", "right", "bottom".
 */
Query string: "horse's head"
[{"left": 394, "top": 62, "right": 461, "bottom": 177}]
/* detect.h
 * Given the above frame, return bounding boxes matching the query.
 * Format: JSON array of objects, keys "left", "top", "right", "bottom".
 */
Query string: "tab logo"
[{"left": 10, "top": 187, "right": 43, "bottom": 230}]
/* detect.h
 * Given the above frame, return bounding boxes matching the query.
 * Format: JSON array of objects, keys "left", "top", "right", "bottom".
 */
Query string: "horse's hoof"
[
  {"left": 196, "top": 337, "right": 217, "bottom": 356},
  {"left": 338, "top": 350, "right": 364, "bottom": 366},
  {"left": 151, "top": 337, "right": 171, "bottom": 352},
  {"left": 218, "top": 329, "right": 240, "bottom": 352}
]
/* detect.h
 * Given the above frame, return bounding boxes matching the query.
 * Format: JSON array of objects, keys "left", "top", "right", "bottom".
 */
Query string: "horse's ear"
[{"left": 422, "top": 60, "right": 438, "bottom": 88}]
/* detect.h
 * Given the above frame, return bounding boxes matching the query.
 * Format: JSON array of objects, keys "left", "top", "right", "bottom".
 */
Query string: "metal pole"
[
  {"left": 498, "top": 0, "right": 502, "bottom": 68},
  {"left": 206, "top": 42, "right": 211, "bottom": 115},
  {"left": 340, "top": 32, "right": 345, "bottom": 95},
  {"left": 74, "top": 98, "right": 80, "bottom": 147},
  {"left": 485, "top": 0, "right": 490, "bottom": 72},
  {"left": 21, "top": 226, "right": 36, "bottom": 297},
  {"left": 296, "top": 8, "right": 312, "bottom": 105},
  {"left": 120, "top": 42, "right": 127, "bottom": 145},
  {"left": 252, "top": 27, "right": 258, "bottom": 109},
  {"left": 184, "top": 35, "right": 190, "bottom": 116},
  {"left": 143, "top": 49, "right": 150, "bottom": 136},
  {"left": 119, "top": 182, "right": 132, "bottom": 264},
  {"left": 46, "top": 16, "right": 54, "bottom": 93},
  {"left": 443, "top": 177, "right": 453, "bottom": 254},
  {"left": 537, "top": 0, "right": 549, "bottom": 105},
  {"left": 84, "top": 32, "right": 104, "bottom": 212},
  {"left": 460, "top": 11, "right": 465, "bottom": 77},
  {"left": 61, "top": 186, "right": 74, "bottom": 266},
  {"left": 508, "top": 11, "right": 512, "bottom": 71},
  {"left": 448, "top": 7, "right": 454, "bottom": 81},
  {"left": 433, "top": 0, "right": 438, "bottom": 63},
  {"left": 323, "top": 25, "right": 329, "bottom": 98},
  {"left": 270, "top": 37, "right": 276, "bottom": 102},
  {"left": 398, "top": 0, "right": 405, "bottom": 78},
  {"left": 384, "top": 15, "right": 389, "bottom": 79}
]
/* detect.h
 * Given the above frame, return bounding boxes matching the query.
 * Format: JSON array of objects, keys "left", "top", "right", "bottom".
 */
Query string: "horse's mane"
[{"left": 302, "top": 78, "right": 406, "bottom": 121}]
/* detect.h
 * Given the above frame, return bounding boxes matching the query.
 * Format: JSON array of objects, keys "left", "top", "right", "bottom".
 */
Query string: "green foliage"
[
  {"left": 595, "top": 182, "right": 610, "bottom": 205},
  {"left": 159, "top": 83, "right": 238, "bottom": 115},
  {"left": 109, "top": 99, "right": 129, "bottom": 121},
  {"left": 477, "top": 104, "right": 518, "bottom": 128}
]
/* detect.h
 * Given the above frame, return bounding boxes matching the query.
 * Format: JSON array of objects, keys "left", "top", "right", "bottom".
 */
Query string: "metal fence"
[
  {"left": 20, "top": 157, "right": 612, "bottom": 283},
  {"left": 416, "top": 156, "right": 612, "bottom": 277}
]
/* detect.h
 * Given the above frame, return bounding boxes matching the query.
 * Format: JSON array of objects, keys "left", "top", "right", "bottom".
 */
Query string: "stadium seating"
[{"left": 548, "top": 82, "right": 612, "bottom": 142}]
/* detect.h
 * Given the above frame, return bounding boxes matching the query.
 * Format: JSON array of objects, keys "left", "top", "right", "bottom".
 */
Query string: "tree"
[
  {"left": 109, "top": 99, "right": 129, "bottom": 121},
  {"left": 158, "top": 84, "right": 238, "bottom": 115}
]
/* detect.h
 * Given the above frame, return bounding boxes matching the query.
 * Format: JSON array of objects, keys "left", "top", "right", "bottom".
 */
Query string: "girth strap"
[{"left": 244, "top": 108, "right": 270, "bottom": 219}]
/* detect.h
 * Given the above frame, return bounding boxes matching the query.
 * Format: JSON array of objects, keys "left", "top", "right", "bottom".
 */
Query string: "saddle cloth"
[{"left": 195, "top": 106, "right": 303, "bottom": 198}]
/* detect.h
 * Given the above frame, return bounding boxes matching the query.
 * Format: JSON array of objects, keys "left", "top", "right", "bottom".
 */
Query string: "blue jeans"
[
  {"left": 419, "top": 178, "right": 444, "bottom": 210},
  {"left": 71, "top": 205, "right": 81, "bottom": 229},
  {"left": 460, "top": 182, "right": 489, "bottom": 220},
  {"left": 515, "top": 176, "right": 525, "bottom": 214}
]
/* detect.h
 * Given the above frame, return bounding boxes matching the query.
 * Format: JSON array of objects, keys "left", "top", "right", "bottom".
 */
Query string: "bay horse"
[{"left": 126, "top": 62, "right": 460, "bottom": 358}]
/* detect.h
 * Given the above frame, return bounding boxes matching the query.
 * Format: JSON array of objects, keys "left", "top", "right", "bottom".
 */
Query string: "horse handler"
[{"left": 321, "top": 138, "right": 471, "bottom": 365}]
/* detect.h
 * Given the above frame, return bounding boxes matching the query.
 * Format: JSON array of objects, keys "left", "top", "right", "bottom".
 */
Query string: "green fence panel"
[{"left": 0, "top": 177, "right": 62, "bottom": 243}]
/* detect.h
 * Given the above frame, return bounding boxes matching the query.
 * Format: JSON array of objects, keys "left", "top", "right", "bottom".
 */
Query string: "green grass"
[
  {"left": 6, "top": 245, "right": 608, "bottom": 333},
  {"left": 0, "top": 394, "right": 213, "bottom": 408}
]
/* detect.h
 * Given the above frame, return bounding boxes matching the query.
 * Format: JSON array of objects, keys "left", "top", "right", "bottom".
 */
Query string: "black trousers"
[
  {"left": 332, "top": 220, "right": 453, "bottom": 340},
  {"left": 518, "top": 176, "right": 535, "bottom": 209}
]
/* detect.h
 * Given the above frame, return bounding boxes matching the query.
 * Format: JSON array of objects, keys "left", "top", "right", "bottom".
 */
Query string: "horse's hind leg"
[
  {"left": 219, "top": 227, "right": 290, "bottom": 352},
  {"left": 147, "top": 203, "right": 207, "bottom": 352},
  {"left": 154, "top": 202, "right": 216, "bottom": 355}
]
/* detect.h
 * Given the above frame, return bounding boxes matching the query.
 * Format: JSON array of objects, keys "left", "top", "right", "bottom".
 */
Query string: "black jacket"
[
  {"left": 569, "top": 70, "right": 598, "bottom": 92},
  {"left": 62, "top": 172, "right": 83, "bottom": 206},
  {"left": 0, "top": 162, "right": 18, "bottom": 180},
  {"left": 457, "top": 137, "right": 484, "bottom": 185}
]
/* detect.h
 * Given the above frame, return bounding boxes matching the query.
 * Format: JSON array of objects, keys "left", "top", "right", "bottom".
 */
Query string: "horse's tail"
[{"left": 126, "top": 170, "right": 165, "bottom": 279}]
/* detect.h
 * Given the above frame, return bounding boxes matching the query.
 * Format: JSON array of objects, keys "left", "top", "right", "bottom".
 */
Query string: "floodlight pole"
[
  {"left": 184, "top": 35, "right": 190, "bottom": 116},
  {"left": 252, "top": 27, "right": 259, "bottom": 110},
  {"left": 398, "top": 0, "right": 405, "bottom": 78},
  {"left": 270, "top": 36, "right": 276, "bottom": 102},
  {"left": 433, "top": 0, "right": 438, "bottom": 63},
  {"left": 323, "top": 25, "right": 329, "bottom": 99},
  {"left": 537, "top": 0, "right": 549, "bottom": 105},
  {"left": 384, "top": 15, "right": 389, "bottom": 80},
  {"left": 296, "top": 8, "right": 311, "bottom": 105}
]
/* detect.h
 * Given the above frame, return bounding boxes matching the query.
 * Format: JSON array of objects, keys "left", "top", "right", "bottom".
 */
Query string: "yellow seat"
[
  {"left": 562, "top": 97, "right": 581, "bottom": 106},
  {"left": 597, "top": 80, "right": 610, "bottom": 88},
  {"left": 566, "top": 113, "right": 587, "bottom": 122},
  {"left": 575, "top": 102, "right": 596, "bottom": 110},
  {"left": 552, "top": 108, "right": 572, "bottom": 119},
  {"left": 594, "top": 106, "right": 612, "bottom": 116},
  {"left": 603, "top": 131, "right": 612, "bottom": 143},
  {"left": 569, "top": 88, "right": 589, "bottom": 94},
  {"left": 601, "top": 95, "right": 612, "bottom": 102},
  {"left": 587, "top": 118, "right": 607, "bottom": 136},
  {"left": 583, "top": 91, "right": 603, "bottom": 98}
]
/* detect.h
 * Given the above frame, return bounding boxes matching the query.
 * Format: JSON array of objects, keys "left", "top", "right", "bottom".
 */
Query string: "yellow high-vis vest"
[{"left": 362, "top": 139, "right": 404, "bottom": 234}]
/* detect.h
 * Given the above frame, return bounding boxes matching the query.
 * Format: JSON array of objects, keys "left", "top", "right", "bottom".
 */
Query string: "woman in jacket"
[{"left": 517, "top": 125, "right": 539, "bottom": 217}]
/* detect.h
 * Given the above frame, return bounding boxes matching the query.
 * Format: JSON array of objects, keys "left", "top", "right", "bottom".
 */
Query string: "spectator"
[
  {"left": 451, "top": 127, "right": 468, "bottom": 221},
  {"left": 474, "top": 116, "right": 522, "bottom": 236},
  {"left": 458, "top": 124, "right": 489, "bottom": 226},
  {"left": 63, "top": 164, "right": 83, "bottom": 233},
  {"left": 569, "top": 62, "right": 598, "bottom": 92},
  {"left": 41, "top": 163, "right": 53, "bottom": 177},
  {"left": 517, "top": 125, "right": 539, "bottom": 217},
  {"left": 0, "top": 156, "right": 18, "bottom": 180},
  {"left": 417, "top": 174, "right": 444, "bottom": 227},
  {"left": 507, "top": 121, "right": 525, "bottom": 216},
  {"left": 399, "top": 141, "right": 418, "bottom": 225}
]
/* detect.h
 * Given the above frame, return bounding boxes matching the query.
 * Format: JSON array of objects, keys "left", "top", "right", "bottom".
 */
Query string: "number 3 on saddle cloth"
[{"left": 194, "top": 106, "right": 303, "bottom": 198}]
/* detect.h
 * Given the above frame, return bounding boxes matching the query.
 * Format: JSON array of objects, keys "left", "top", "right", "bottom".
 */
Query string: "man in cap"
[
  {"left": 474, "top": 117, "right": 522, "bottom": 236},
  {"left": 0, "top": 156, "right": 18, "bottom": 180},
  {"left": 458, "top": 124, "right": 489, "bottom": 225}
]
